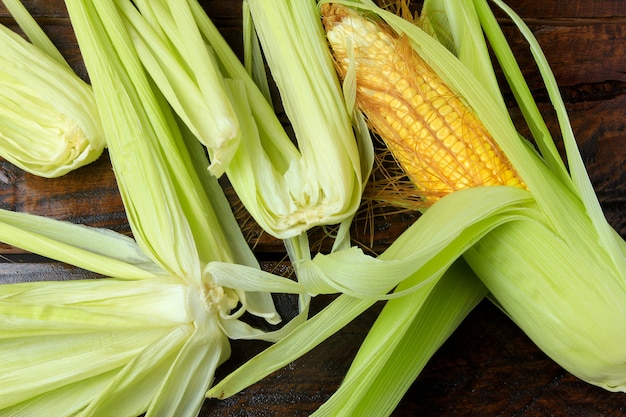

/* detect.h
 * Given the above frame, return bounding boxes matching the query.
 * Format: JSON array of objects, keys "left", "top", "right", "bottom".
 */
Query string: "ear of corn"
[
  {"left": 204, "top": 0, "right": 370, "bottom": 271},
  {"left": 210, "top": 0, "right": 626, "bottom": 413},
  {"left": 0, "top": 1, "right": 306, "bottom": 415},
  {"left": 319, "top": 0, "right": 626, "bottom": 404},
  {"left": 115, "top": 0, "right": 370, "bottom": 243},
  {"left": 323, "top": 2, "right": 525, "bottom": 206},
  {"left": 0, "top": 2, "right": 104, "bottom": 178},
  {"left": 227, "top": 0, "right": 371, "bottom": 241}
]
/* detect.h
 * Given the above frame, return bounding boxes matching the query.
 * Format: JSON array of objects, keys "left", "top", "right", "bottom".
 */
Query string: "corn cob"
[{"left": 321, "top": 3, "right": 525, "bottom": 205}]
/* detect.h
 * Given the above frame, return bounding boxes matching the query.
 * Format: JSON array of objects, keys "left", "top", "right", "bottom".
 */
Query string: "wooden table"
[{"left": 1, "top": 1, "right": 625, "bottom": 415}]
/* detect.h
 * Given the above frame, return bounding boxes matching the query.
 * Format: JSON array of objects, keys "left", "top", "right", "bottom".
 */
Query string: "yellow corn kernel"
[{"left": 321, "top": 3, "right": 526, "bottom": 205}]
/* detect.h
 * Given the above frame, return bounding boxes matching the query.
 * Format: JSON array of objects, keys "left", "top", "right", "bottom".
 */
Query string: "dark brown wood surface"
[{"left": 1, "top": 1, "right": 625, "bottom": 416}]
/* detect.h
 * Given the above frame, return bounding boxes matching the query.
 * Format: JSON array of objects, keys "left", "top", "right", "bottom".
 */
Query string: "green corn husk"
[
  {"left": 113, "top": 0, "right": 240, "bottom": 178},
  {"left": 326, "top": 0, "right": 626, "bottom": 406},
  {"left": 209, "top": 1, "right": 626, "bottom": 416},
  {"left": 0, "top": 1, "right": 307, "bottom": 416},
  {"left": 0, "top": 0, "right": 104, "bottom": 178},
  {"left": 112, "top": 0, "right": 371, "bottom": 244}
]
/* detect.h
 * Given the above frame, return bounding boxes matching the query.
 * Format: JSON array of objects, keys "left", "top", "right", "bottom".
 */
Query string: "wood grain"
[{"left": 0, "top": 1, "right": 624, "bottom": 416}]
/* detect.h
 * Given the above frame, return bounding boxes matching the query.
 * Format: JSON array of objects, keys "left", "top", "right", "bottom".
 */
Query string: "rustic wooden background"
[{"left": 0, "top": 0, "right": 625, "bottom": 415}]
